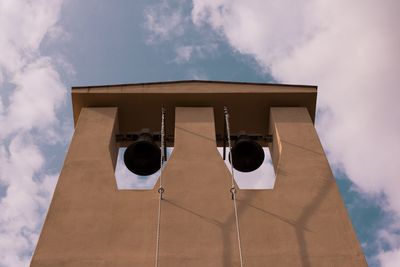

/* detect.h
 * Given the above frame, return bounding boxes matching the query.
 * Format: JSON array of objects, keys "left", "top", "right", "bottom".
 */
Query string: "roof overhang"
[{"left": 71, "top": 80, "right": 317, "bottom": 146}]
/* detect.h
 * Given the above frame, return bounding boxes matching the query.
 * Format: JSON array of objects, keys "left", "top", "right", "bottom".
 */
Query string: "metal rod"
[
  {"left": 162, "top": 107, "right": 167, "bottom": 161},
  {"left": 223, "top": 108, "right": 227, "bottom": 160}
]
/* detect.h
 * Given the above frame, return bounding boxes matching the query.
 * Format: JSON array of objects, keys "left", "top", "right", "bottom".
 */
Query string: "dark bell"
[
  {"left": 124, "top": 132, "right": 161, "bottom": 176},
  {"left": 229, "top": 135, "right": 265, "bottom": 172}
]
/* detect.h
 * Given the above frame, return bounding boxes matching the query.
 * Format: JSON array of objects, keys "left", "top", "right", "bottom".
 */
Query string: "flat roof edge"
[{"left": 71, "top": 80, "right": 318, "bottom": 90}]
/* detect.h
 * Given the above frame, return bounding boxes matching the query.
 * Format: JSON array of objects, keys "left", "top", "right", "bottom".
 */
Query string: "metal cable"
[
  {"left": 224, "top": 106, "right": 244, "bottom": 267},
  {"left": 155, "top": 107, "right": 166, "bottom": 267}
]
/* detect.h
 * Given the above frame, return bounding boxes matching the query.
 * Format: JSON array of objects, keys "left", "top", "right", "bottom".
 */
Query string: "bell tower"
[{"left": 31, "top": 81, "right": 367, "bottom": 266}]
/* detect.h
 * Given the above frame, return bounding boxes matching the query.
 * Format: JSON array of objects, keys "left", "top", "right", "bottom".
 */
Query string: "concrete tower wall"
[{"left": 30, "top": 81, "right": 367, "bottom": 266}]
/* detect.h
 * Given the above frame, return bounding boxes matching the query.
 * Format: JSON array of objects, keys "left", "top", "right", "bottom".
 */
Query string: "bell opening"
[
  {"left": 115, "top": 147, "right": 174, "bottom": 190},
  {"left": 219, "top": 146, "right": 275, "bottom": 190},
  {"left": 123, "top": 133, "right": 161, "bottom": 176},
  {"left": 229, "top": 137, "right": 265, "bottom": 173}
]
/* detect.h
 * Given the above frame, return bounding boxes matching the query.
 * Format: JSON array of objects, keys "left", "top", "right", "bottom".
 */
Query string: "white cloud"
[
  {"left": 191, "top": 0, "right": 315, "bottom": 67},
  {"left": 190, "top": 0, "right": 400, "bottom": 265},
  {"left": 376, "top": 220, "right": 400, "bottom": 265},
  {"left": 0, "top": 0, "right": 67, "bottom": 266},
  {"left": 174, "top": 43, "right": 218, "bottom": 63},
  {"left": 0, "top": 136, "right": 57, "bottom": 267},
  {"left": 144, "top": 0, "right": 187, "bottom": 43},
  {"left": 379, "top": 249, "right": 400, "bottom": 267},
  {"left": 45, "top": 25, "right": 71, "bottom": 43},
  {"left": 144, "top": 0, "right": 220, "bottom": 66},
  {"left": 0, "top": 58, "right": 66, "bottom": 138},
  {"left": 175, "top": 45, "right": 194, "bottom": 63},
  {"left": 0, "top": 0, "right": 63, "bottom": 76}
]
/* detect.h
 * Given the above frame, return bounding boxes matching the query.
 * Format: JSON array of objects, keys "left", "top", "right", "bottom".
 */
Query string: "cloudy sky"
[{"left": 0, "top": 0, "right": 399, "bottom": 266}]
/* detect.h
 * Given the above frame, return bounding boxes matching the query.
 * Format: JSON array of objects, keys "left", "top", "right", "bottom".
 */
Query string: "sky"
[{"left": 0, "top": 0, "right": 399, "bottom": 266}]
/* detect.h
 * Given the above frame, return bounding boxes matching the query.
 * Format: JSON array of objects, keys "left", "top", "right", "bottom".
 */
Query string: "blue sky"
[{"left": 0, "top": 0, "right": 399, "bottom": 266}]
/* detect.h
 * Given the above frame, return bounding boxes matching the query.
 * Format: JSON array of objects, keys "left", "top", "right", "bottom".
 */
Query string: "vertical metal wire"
[
  {"left": 155, "top": 107, "right": 166, "bottom": 267},
  {"left": 224, "top": 106, "right": 244, "bottom": 267}
]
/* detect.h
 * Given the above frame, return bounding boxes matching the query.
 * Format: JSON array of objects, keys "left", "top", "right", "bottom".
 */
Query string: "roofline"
[{"left": 71, "top": 80, "right": 317, "bottom": 90}]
